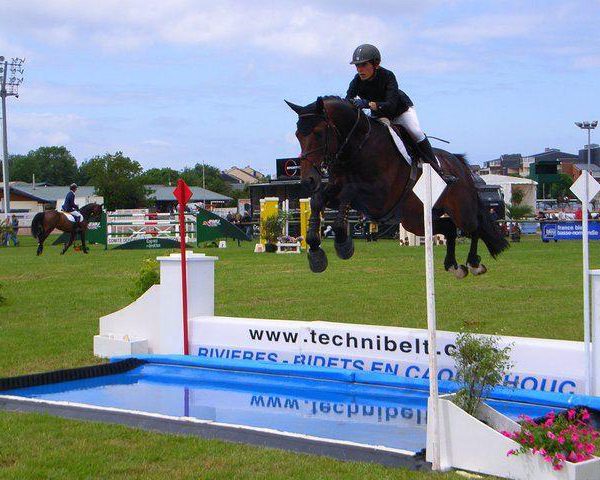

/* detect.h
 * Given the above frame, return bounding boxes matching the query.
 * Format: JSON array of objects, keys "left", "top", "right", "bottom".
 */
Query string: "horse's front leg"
[
  {"left": 306, "top": 193, "right": 328, "bottom": 273},
  {"left": 333, "top": 184, "right": 358, "bottom": 260},
  {"left": 81, "top": 229, "right": 89, "bottom": 254}
]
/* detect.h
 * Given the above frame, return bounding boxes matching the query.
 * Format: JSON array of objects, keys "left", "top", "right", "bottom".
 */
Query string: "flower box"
[
  {"left": 276, "top": 241, "right": 301, "bottom": 254},
  {"left": 426, "top": 394, "right": 600, "bottom": 479}
]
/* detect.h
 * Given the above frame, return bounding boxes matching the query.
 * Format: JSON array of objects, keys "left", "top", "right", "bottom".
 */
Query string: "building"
[
  {"left": 481, "top": 154, "right": 522, "bottom": 176},
  {"left": 578, "top": 144, "right": 600, "bottom": 166},
  {"left": 223, "top": 166, "right": 266, "bottom": 185},
  {"left": 0, "top": 182, "right": 103, "bottom": 213},
  {"left": 146, "top": 185, "right": 232, "bottom": 212}
]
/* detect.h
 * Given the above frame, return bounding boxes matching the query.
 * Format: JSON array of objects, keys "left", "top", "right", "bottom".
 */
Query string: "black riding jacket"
[{"left": 345, "top": 67, "right": 413, "bottom": 119}]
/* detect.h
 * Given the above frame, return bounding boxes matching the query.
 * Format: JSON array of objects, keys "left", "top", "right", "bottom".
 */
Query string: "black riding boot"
[
  {"left": 417, "top": 138, "right": 457, "bottom": 183},
  {"left": 73, "top": 219, "right": 80, "bottom": 236}
]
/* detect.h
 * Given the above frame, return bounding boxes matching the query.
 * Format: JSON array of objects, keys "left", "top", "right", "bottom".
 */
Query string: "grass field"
[{"left": 0, "top": 234, "right": 598, "bottom": 479}]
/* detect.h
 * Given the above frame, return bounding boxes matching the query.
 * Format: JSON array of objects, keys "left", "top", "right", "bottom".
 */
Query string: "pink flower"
[
  {"left": 507, "top": 449, "right": 517, "bottom": 456},
  {"left": 553, "top": 464, "right": 564, "bottom": 471},
  {"left": 543, "top": 455, "right": 553, "bottom": 463},
  {"left": 568, "top": 451, "right": 578, "bottom": 462},
  {"left": 547, "top": 431, "right": 556, "bottom": 440},
  {"left": 577, "top": 453, "right": 588, "bottom": 462},
  {"left": 557, "top": 436, "right": 565, "bottom": 444},
  {"left": 568, "top": 409, "right": 576, "bottom": 420},
  {"left": 571, "top": 433, "right": 580, "bottom": 442},
  {"left": 544, "top": 418, "right": 554, "bottom": 428},
  {"left": 581, "top": 410, "right": 591, "bottom": 421},
  {"left": 539, "top": 448, "right": 547, "bottom": 456},
  {"left": 585, "top": 443, "right": 595, "bottom": 454}
]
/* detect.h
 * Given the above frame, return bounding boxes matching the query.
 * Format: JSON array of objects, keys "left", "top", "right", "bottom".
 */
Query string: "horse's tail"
[
  {"left": 31, "top": 212, "right": 45, "bottom": 240},
  {"left": 476, "top": 197, "right": 509, "bottom": 259}
]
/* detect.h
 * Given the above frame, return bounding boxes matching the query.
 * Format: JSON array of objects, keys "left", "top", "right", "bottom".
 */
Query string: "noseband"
[{"left": 298, "top": 106, "right": 371, "bottom": 176}]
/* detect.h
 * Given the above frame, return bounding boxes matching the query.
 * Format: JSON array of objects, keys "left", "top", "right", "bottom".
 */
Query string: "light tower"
[{"left": 1, "top": 56, "right": 25, "bottom": 215}]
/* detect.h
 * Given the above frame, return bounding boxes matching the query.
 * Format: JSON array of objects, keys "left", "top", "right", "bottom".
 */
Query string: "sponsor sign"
[
  {"left": 541, "top": 221, "right": 600, "bottom": 241},
  {"left": 276, "top": 158, "right": 301, "bottom": 179},
  {"left": 189, "top": 317, "right": 583, "bottom": 394}
]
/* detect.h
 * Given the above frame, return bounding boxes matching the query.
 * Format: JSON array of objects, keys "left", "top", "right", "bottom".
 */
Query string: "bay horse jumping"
[
  {"left": 286, "top": 96, "right": 509, "bottom": 278},
  {"left": 31, "top": 203, "right": 103, "bottom": 256}
]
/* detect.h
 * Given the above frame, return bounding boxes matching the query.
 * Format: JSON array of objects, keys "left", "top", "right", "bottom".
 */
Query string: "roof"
[
  {"left": 574, "top": 164, "right": 600, "bottom": 172},
  {"left": 146, "top": 185, "right": 231, "bottom": 202},
  {"left": 479, "top": 174, "right": 538, "bottom": 186},
  {"left": 1, "top": 183, "right": 99, "bottom": 202}
]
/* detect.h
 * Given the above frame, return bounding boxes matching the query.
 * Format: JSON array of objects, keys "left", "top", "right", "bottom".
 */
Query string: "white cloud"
[
  {"left": 142, "top": 139, "right": 172, "bottom": 147},
  {"left": 421, "top": 13, "right": 544, "bottom": 45}
]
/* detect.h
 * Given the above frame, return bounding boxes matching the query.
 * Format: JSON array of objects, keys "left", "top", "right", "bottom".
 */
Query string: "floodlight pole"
[
  {"left": 0, "top": 56, "right": 25, "bottom": 215},
  {"left": 1, "top": 58, "right": 10, "bottom": 215}
]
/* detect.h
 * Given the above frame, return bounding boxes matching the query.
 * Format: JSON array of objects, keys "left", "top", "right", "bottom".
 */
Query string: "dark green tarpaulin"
[{"left": 196, "top": 209, "right": 249, "bottom": 243}]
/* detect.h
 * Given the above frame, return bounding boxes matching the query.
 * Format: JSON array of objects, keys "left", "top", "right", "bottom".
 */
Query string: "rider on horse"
[
  {"left": 62, "top": 183, "right": 82, "bottom": 231},
  {"left": 345, "top": 44, "right": 452, "bottom": 181}
]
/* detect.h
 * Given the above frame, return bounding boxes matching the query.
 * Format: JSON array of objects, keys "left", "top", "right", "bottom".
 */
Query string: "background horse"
[
  {"left": 31, "top": 203, "right": 103, "bottom": 255},
  {"left": 286, "top": 96, "right": 509, "bottom": 278}
]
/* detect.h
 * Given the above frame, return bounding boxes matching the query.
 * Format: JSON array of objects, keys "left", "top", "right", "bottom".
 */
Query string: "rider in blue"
[{"left": 62, "top": 183, "right": 82, "bottom": 231}]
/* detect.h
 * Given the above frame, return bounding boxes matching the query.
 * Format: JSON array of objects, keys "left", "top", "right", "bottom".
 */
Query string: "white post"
[
  {"left": 583, "top": 172, "right": 591, "bottom": 394},
  {"left": 581, "top": 171, "right": 592, "bottom": 395},
  {"left": 423, "top": 164, "right": 440, "bottom": 471},
  {"left": 591, "top": 270, "right": 600, "bottom": 395}
]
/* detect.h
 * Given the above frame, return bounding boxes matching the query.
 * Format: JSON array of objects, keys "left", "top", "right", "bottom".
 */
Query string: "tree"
[
  {"left": 182, "top": 163, "right": 233, "bottom": 197},
  {"left": 79, "top": 152, "right": 149, "bottom": 210},
  {"left": 10, "top": 146, "right": 78, "bottom": 185},
  {"left": 138, "top": 167, "right": 180, "bottom": 186},
  {"left": 550, "top": 174, "right": 574, "bottom": 200}
]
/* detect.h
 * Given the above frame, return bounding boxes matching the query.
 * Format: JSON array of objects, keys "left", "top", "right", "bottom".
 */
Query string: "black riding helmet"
[{"left": 349, "top": 44, "right": 381, "bottom": 65}]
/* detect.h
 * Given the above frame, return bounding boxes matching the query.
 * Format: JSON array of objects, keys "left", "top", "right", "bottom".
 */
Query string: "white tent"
[{"left": 479, "top": 174, "right": 538, "bottom": 209}]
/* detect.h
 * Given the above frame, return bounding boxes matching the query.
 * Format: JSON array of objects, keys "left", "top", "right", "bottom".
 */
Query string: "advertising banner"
[
  {"left": 541, "top": 221, "right": 600, "bottom": 241},
  {"left": 189, "top": 316, "right": 584, "bottom": 394}
]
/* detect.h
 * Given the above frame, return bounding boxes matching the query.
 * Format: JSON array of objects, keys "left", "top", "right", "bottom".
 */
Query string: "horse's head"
[
  {"left": 81, "top": 202, "right": 104, "bottom": 221},
  {"left": 286, "top": 96, "right": 351, "bottom": 193}
]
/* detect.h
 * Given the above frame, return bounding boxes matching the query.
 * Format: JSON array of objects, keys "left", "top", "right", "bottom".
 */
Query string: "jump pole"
[
  {"left": 413, "top": 164, "right": 447, "bottom": 471},
  {"left": 570, "top": 171, "right": 600, "bottom": 393},
  {"left": 173, "top": 179, "right": 193, "bottom": 355}
]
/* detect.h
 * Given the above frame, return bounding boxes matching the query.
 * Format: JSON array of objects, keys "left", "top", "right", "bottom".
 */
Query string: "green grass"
[{"left": 0, "top": 235, "right": 596, "bottom": 478}]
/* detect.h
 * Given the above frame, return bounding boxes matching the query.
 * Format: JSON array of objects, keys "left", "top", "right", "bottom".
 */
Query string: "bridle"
[{"left": 298, "top": 105, "right": 371, "bottom": 176}]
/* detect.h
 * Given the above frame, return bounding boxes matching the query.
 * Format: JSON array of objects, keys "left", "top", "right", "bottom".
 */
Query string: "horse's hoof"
[
  {"left": 334, "top": 238, "right": 354, "bottom": 260},
  {"left": 468, "top": 263, "right": 487, "bottom": 276},
  {"left": 448, "top": 264, "right": 468, "bottom": 279},
  {"left": 308, "top": 248, "right": 328, "bottom": 273}
]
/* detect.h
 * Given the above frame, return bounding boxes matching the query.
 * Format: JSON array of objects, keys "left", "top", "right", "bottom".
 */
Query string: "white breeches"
[
  {"left": 392, "top": 107, "right": 426, "bottom": 143},
  {"left": 71, "top": 210, "right": 83, "bottom": 222}
]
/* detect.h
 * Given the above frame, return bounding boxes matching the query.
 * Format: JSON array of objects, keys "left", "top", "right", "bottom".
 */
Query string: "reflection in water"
[{"left": 3, "top": 363, "right": 558, "bottom": 453}]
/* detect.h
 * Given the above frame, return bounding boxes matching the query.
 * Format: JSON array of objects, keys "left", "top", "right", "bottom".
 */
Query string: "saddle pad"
[
  {"left": 376, "top": 118, "right": 411, "bottom": 165},
  {"left": 60, "top": 211, "right": 76, "bottom": 222}
]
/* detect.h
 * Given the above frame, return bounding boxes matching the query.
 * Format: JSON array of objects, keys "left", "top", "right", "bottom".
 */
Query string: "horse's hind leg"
[
  {"left": 37, "top": 230, "right": 50, "bottom": 256},
  {"left": 467, "top": 234, "right": 487, "bottom": 276},
  {"left": 61, "top": 231, "right": 76, "bottom": 255},
  {"left": 434, "top": 217, "right": 468, "bottom": 279},
  {"left": 306, "top": 194, "right": 328, "bottom": 273}
]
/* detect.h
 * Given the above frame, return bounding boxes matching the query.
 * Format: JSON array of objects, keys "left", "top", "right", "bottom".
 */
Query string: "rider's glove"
[{"left": 351, "top": 98, "right": 369, "bottom": 109}]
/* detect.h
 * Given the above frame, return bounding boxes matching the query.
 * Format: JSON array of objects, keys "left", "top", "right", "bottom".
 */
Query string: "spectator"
[
  {"left": 488, "top": 207, "right": 498, "bottom": 223},
  {"left": 1, "top": 216, "right": 11, "bottom": 246},
  {"left": 9, "top": 214, "right": 18, "bottom": 246},
  {"left": 575, "top": 208, "right": 583, "bottom": 220}
]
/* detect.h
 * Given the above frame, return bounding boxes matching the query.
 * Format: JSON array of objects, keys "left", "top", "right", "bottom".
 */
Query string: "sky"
[{"left": 1, "top": 0, "right": 599, "bottom": 176}]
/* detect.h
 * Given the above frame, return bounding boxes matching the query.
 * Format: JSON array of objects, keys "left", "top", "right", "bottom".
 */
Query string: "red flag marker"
[{"left": 173, "top": 179, "right": 193, "bottom": 355}]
